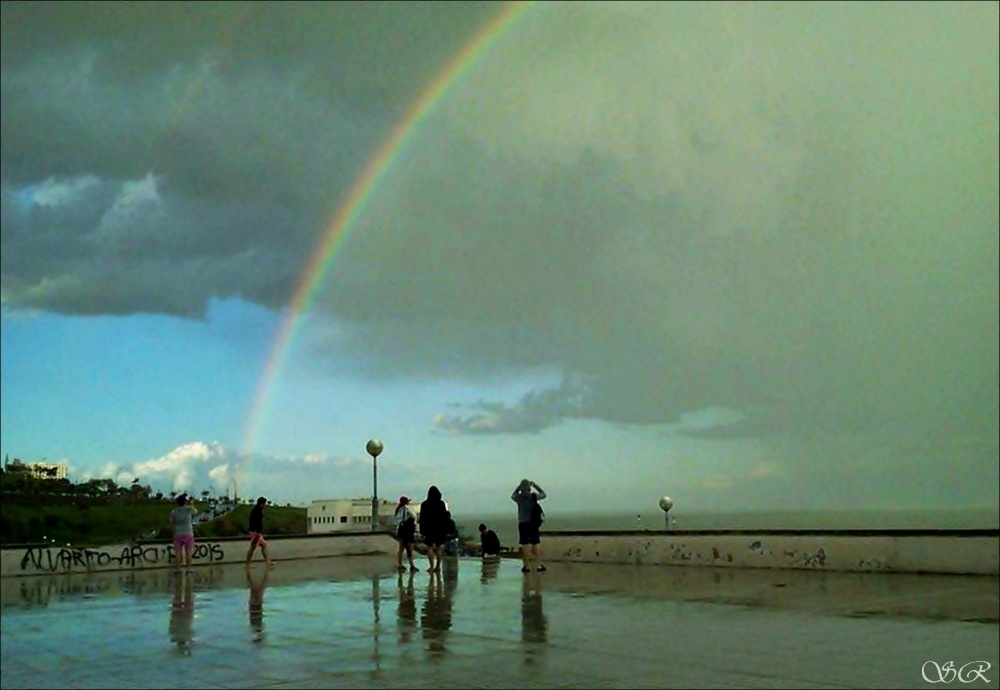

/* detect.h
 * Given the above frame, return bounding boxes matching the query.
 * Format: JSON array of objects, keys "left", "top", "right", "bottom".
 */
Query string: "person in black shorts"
[{"left": 511, "top": 479, "right": 546, "bottom": 572}]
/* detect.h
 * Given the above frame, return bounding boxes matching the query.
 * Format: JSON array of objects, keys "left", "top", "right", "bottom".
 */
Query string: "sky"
[{"left": 2, "top": 1, "right": 998, "bottom": 521}]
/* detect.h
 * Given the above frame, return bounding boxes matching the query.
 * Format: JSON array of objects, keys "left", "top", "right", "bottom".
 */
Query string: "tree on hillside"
[{"left": 127, "top": 481, "right": 151, "bottom": 502}]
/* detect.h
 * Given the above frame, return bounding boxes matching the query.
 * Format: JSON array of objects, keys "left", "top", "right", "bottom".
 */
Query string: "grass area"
[
  {"left": 1, "top": 497, "right": 177, "bottom": 546},
  {"left": 194, "top": 504, "right": 307, "bottom": 540},
  {"left": 0, "top": 497, "right": 308, "bottom": 546}
]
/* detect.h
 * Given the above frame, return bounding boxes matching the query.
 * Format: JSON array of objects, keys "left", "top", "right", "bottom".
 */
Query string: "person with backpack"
[
  {"left": 511, "top": 478, "right": 547, "bottom": 572},
  {"left": 393, "top": 495, "right": 418, "bottom": 572}
]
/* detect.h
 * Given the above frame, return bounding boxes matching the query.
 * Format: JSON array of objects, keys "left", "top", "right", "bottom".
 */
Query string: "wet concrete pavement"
[{"left": 1, "top": 555, "right": 997, "bottom": 689}]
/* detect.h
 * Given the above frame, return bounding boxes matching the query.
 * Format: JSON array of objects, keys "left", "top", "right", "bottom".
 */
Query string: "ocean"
[{"left": 457, "top": 507, "right": 999, "bottom": 549}]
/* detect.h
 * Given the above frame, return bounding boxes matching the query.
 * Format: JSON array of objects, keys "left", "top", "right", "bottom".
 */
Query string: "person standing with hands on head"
[
  {"left": 512, "top": 479, "right": 547, "bottom": 573},
  {"left": 245, "top": 496, "right": 273, "bottom": 569},
  {"left": 169, "top": 493, "right": 198, "bottom": 572}
]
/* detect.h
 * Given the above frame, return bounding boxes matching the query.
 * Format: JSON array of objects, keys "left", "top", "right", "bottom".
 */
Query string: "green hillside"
[
  {"left": 1, "top": 496, "right": 179, "bottom": 546},
  {"left": 0, "top": 470, "right": 310, "bottom": 546},
  {"left": 1, "top": 498, "right": 309, "bottom": 546},
  {"left": 193, "top": 504, "right": 307, "bottom": 539}
]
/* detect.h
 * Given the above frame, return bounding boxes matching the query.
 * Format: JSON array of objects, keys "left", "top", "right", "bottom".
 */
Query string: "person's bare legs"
[
  {"left": 184, "top": 544, "right": 193, "bottom": 570},
  {"left": 261, "top": 543, "right": 272, "bottom": 568},
  {"left": 521, "top": 543, "right": 533, "bottom": 571},
  {"left": 533, "top": 543, "right": 545, "bottom": 571},
  {"left": 245, "top": 544, "right": 256, "bottom": 567}
]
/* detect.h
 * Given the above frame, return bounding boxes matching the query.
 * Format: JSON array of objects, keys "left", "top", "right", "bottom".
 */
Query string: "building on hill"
[
  {"left": 307, "top": 498, "right": 397, "bottom": 534},
  {"left": 3, "top": 459, "right": 68, "bottom": 481}
]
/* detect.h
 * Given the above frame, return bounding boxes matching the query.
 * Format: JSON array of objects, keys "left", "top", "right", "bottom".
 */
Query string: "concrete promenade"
[{"left": 1, "top": 555, "right": 997, "bottom": 689}]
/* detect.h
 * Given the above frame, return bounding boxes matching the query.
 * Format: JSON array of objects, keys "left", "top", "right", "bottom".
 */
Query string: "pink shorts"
[
  {"left": 173, "top": 534, "right": 195, "bottom": 552},
  {"left": 249, "top": 532, "right": 267, "bottom": 547}
]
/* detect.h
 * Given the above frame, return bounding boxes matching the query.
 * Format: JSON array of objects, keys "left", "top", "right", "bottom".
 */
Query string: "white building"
[
  {"left": 5, "top": 460, "right": 69, "bottom": 481},
  {"left": 308, "top": 498, "right": 398, "bottom": 534}
]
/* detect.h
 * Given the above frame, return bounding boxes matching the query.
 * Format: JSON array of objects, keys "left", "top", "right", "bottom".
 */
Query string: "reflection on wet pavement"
[
  {"left": 246, "top": 567, "right": 269, "bottom": 644},
  {"left": 1, "top": 555, "right": 997, "bottom": 689},
  {"left": 521, "top": 569, "right": 547, "bottom": 667},
  {"left": 168, "top": 573, "right": 195, "bottom": 655}
]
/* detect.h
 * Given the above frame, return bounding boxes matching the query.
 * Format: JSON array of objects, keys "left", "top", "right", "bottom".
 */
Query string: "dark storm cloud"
[
  {"left": 434, "top": 375, "right": 589, "bottom": 435},
  {"left": 1, "top": 1, "right": 505, "bottom": 315}
]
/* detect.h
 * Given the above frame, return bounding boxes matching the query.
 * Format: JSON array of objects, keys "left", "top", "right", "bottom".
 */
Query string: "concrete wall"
[
  {"left": 1, "top": 531, "right": 396, "bottom": 578},
  {"left": 542, "top": 529, "right": 1000, "bottom": 575},
  {"left": 3, "top": 529, "right": 997, "bottom": 578}
]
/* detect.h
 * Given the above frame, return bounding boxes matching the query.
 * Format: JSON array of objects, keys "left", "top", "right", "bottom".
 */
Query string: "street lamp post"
[
  {"left": 659, "top": 496, "right": 674, "bottom": 529},
  {"left": 366, "top": 439, "right": 384, "bottom": 532}
]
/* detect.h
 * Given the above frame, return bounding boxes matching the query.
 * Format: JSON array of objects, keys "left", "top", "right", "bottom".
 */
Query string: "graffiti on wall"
[
  {"left": 12, "top": 566, "right": 226, "bottom": 607},
  {"left": 19, "top": 542, "right": 225, "bottom": 573}
]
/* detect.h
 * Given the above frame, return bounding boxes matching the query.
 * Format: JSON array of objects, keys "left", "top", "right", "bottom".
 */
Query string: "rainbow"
[{"left": 238, "top": 1, "right": 536, "bottom": 466}]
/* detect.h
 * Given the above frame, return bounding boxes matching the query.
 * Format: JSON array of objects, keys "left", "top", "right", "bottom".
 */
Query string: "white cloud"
[
  {"left": 28, "top": 175, "right": 100, "bottom": 208},
  {"left": 77, "top": 441, "right": 389, "bottom": 505}
]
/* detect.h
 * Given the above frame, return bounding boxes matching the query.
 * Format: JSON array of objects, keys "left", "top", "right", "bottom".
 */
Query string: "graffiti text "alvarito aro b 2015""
[{"left": 19, "top": 543, "right": 225, "bottom": 572}]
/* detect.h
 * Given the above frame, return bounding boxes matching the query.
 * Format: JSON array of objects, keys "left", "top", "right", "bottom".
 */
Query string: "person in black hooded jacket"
[{"left": 418, "top": 485, "right": 448, "bottom": 573}]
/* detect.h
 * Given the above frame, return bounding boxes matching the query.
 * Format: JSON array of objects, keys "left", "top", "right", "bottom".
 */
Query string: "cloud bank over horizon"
[{"left": 73, "top": 441, "right": 380, "bottom": 506}]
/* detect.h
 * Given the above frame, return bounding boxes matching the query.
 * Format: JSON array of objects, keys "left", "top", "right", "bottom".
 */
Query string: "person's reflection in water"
[
  {"left": 442, "top": 552, "right": 459, "bottom": 592},
  {"left": 420, "top": 569, "right": 453, "bottom": 662},
  {"left": 521, "top": 569, "right": 548, "bottom": 666},
  {"left": 396, "top": 569, "right": 417, "bottom": 648},
  {"left": 246, "top": 567, "right": 269, "bottom": 644},
  {"left": 168, "top": 573, "right": 195, "bottom": 655},
  {"left": 480, "top": 557, "right": 501, "bottom": 584}
]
